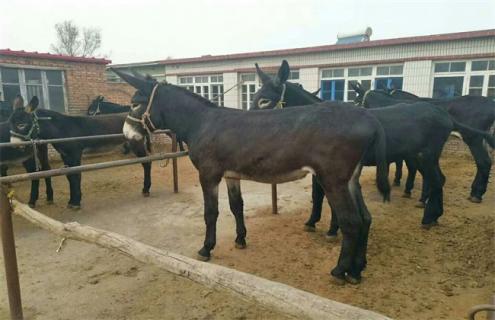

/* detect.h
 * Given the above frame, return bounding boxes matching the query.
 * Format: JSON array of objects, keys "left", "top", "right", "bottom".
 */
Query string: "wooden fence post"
[
  {"left": 0, "top": 184, "right": 23, "bottom": 320},
  {"left": 271, "top": 184, "right": 278, "bottom": 214},
  {"left": 171, "top": 134, "right": 179, "bottom": 193}
]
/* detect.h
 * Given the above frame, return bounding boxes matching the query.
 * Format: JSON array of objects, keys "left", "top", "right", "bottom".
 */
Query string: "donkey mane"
[{"left": 162, "top": 83, "right": 219, "bottom": 109}]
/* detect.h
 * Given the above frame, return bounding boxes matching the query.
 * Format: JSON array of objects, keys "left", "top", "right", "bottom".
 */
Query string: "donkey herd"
[{"left": 1, "top": 60, "right": 494, "bottom": 285}]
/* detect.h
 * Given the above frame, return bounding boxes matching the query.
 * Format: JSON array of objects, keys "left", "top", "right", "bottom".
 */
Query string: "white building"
[{"left": 109, "top": 29, "right": 495, "bottom": 109}]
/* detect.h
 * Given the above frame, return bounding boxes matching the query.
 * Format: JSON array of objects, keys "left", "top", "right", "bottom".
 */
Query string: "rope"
[{"left": 275, "top": 84, "right": 287, "bottom": 109}]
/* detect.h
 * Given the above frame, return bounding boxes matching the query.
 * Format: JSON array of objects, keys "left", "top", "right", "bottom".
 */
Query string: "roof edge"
[
  {"left": 0, "top": 49, "right": 111, "bottom": 64},
  {"left": 110, "top": 28, "right": 495, "bottom": 68}
]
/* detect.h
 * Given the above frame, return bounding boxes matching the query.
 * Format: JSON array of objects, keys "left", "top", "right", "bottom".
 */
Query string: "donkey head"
[
  {"left": 87, "top": 95, "right": 105, "bottom": 115},
  {"left": 251, "top": 60, "right": 290, "bottom": 110},
  {"left": 9, "top": 96, "right": 41, "bottom": 142},
  {"left": 349, "top": 81, "right": 367, "bottom": 106},
  {"left": 111, "top": 68, "right": 158, "bottom": 141}
]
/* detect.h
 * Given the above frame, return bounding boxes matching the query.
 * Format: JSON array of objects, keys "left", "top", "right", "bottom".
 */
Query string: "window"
[
  {"left": 179, "top": 76, "right": 193, "bottom": 84},
  {"left": 321, "top": 80, "right": 345, "bottom": 101},
  {"left": 434, "top": 61, "right": 466, "bottom": 73},
  {"left": 347, "top": 80, "right": 371, "bottom": 101},
  {"left": 488, "top": 75, "right": 495, "bottom": 100},
  {"left": 178, "top": 74, "right": 224, "bottom": 106},
  {"left": 241, "top": 73, "right": 255, "bottom": 82},
  {"left": 376, "top": 65, "right": 403, "bottom": 76},
  {"left": 348, "top": 67, "right": 372, "bottom": 77},
  {"left": 375, "top": 77, "right": 403, "bottom": 91},
  {"left": 288, "top": 70, "right": 299, "bottom": 80},
  {"left": 321, "top": 69, "right": 344, "bottom": 78},
  {"left": 241, "top": 84, "right": 256, "bottom": 110},
  {"left": 433, "top": 77, "right": 464, "bottom": 98},
  {"left": 1, "top": 68, "right": 21, "bottom": 105},
  {"left": 0, "top": 67, "right": 66, "bottom": 112},
  {"left": 469, "top": 75, "right": 484, "bottom": 96}
]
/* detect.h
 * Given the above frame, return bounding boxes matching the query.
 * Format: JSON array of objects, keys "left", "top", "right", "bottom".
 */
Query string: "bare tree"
[{"left": 50, "top": 21, "right": 102, "bottom": 57}]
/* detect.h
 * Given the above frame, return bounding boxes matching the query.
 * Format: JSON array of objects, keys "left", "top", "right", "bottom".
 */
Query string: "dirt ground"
[{"left": 0, "top": 147, "right": 493, "bottom": 320}]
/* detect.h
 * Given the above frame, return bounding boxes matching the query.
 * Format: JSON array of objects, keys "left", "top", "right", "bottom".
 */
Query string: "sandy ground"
[{"left": 0, "top": 148, "right": 493, "bottom": 320}]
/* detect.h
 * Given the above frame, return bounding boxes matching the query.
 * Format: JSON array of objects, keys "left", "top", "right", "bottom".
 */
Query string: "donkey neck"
[
  {"left": 285, "top": 82, "right": 322, "bottom": 107},
  {"left": 154, "top": 85, "right": 215, "bottom": 144}
]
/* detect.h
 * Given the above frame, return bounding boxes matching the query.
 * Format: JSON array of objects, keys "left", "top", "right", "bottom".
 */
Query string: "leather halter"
[
  {"left": 274, "top": 84, "right": 287, "bottom": 109},
  {"left": 126, "top": 83, "right": 159, "bottom": 135}
]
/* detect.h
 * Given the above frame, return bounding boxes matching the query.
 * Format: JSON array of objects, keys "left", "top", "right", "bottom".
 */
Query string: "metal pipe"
[
  {"left": 0, "top": 184, "right": 23, "bottom": 320},
  {"left": 0, "top": 151, "right": 188, "bottom": 184},
  {"left": 171, "top": 134, "right": 179, "bottom": 193},
  {"left": 0, "top": 133, "right": 125, "bottom": 148},
  {"left": 271, "top": 184, "right": 278, "bottom": 214},
  {"left": 0, "top": 130, "right": 173, "bottom": 148}
]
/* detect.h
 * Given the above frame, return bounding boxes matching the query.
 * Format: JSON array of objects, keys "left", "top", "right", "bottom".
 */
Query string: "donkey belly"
[{"left": 224, "top": 167, "right": 314, "bottom": 184}]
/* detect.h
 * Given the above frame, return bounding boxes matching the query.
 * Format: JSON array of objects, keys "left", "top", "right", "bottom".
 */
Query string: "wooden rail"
[{"left": 9, "top": 199, "right": 393, "bottom": 320}]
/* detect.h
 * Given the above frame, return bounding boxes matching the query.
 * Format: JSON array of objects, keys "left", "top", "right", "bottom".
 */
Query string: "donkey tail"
[
  {"left": 452, "top": 119, "right": 495, "bottom": 148},
  {"left": 373, "top": 123, "right": 391, "bottom": 202}
]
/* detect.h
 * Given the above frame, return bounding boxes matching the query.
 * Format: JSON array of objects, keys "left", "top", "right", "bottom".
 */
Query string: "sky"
[{"left": 1, "top": 0, "right": 494, "bottom": 65}]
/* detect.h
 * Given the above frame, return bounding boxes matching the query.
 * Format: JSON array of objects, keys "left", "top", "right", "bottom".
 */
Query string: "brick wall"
[
  {"left": 0, "top": 55, "right": 112, "bottom": 114},
  {"left": 101, "top": 83, "right": 135, "bottom": 105}
]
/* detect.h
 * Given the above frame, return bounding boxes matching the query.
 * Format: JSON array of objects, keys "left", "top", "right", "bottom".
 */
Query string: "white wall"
[
  {"left": 222, "top": 72, "right": 239, "bottom": 108},
  {"left": 298, "top": 67, "right": 319, "bottom": 94},
  {"left": 402, "top": 60, "right": 433, "bottom": 97}
]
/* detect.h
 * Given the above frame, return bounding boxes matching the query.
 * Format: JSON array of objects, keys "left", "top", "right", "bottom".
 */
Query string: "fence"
[{"left": 0, "top": 132, "right": 392, "bottom": 320}]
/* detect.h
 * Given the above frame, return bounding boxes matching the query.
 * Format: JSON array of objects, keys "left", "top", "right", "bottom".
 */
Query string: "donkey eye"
[
  {"left": 258, "top": 98, "right": 272, "bottom": 109},
  {"left": 17, "top": 124, "right": 27, "bottom": 130}
]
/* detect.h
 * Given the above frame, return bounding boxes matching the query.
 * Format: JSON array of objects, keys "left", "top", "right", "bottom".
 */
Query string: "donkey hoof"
[
  {"left": 331, "top": 274, "right": 346, "bottom": 286},
  {"left": 393, "top": 181, "right": 401, "bottom": 187},
  {"left": 142, "top": 192, "right": 150, "bottom": 197},
  {"left": 196, "top": 252, "right": 211, "bottom": 262},
  {"left": 402, "top": 192, "right": 412, "bottom": 198},
  {"left": 235, "top": 242, "right": 247, "bottom": 249},
  {"left": 67, "top": 204, "right": 81, "bottom": 210},
  {"left": 345, "top": 274, "right": 362, "bottom": 285},
  {"left": 304, "top": 224, "right": 316, "bottom": 232},
  {"left": 415, "top": 201, "right": 425, "bottom": 208},
  {"left": 28, "top": 203, "right": 36, "bottom": 208},
  {"left": 467, "top": 196, "right": 481, "bottom": 203},
  {"left": 421, "top": 221, "right": 438, "bottom": 230},
  {"left": 326, "top": 233, "right": 338, "bottom": 242},
  {"left": 46, "top": 200, "right": 54, "bottom": 205}
]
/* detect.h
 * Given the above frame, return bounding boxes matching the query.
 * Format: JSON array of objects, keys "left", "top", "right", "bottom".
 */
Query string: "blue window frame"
[
  {"left": 321, "top": 80, "right": 345, "bottom": 101},
  {"left": 375, "top": 77, "right": 403, "bottom": 91}
]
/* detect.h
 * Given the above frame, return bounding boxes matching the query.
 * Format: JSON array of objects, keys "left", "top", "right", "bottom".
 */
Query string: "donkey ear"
[
  {"left": 312, "top": 88, "right": 321, "bottom": 96},
  {"left": 111, "top": 68, "right": 153, "bottom": 94},
  {"left": 26, "top": 96, "right": 39, "bottom": 112},
  {"left": 274, "top": 60, "right": 290, "bottom": 86},
  {"left": 13, "top": 94, "right": 24, "bottom": 109},
  {"left": 255, "top": 63, "right": 271, "bottom": 84}
]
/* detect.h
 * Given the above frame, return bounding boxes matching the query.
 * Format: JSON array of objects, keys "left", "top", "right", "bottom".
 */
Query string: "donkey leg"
[
  {"left": 304, "top": 175, "right": 325, "bottom": 232},
  {"left": 131, "top": 141, "right": 152, "bottom": 196},
  {"left": 225, "top": 178, "right": 247, "bottom": 249},
  {"left": 323, "top": 184, "right": 361, "bottom": 283},
  {"left": 39, "top": 145, "right": 54, "bottom": 204},
  {"left": 0, "top": 165, "right": 7, "bottom": 177},
  {"left": 466, "top": 138, "right": 491, "bottom": 202},
  {"left": 326, "top": 202, "right": 340, "bottom": 239},
  {"left": 403, "top": 158, "right": 417, "bottom": 198},
  {"left": 393, "top": 160, "right": 403, "bottom": 186},
  {"left": 63, "top": 151, "right": 82, "bottom": 208},
  {"left": 197, "top": 175, "right": 221, "bottom": 261},
  {"left": 22, "top": 157, "right": 40, "bottom": 208},
  {"left": 419, "top": 156, "right": 444, "bottom": 227},
  {"left": 141, "top": 162, "right": 152, "bottom": 196},
  {"left": 347, "top": 165, "right": 370, "bottom": 283}
]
